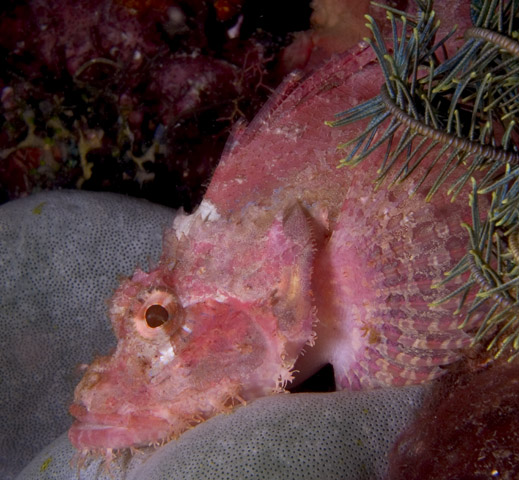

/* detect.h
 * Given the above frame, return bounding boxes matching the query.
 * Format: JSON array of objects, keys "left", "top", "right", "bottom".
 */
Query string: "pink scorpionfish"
[{"left": 69, "top": 1, "right": 481, "bottom": 454}]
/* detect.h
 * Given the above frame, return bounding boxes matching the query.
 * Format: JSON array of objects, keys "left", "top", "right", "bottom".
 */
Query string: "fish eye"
[
  {"left": 145, "top": 304, "right": 170, "bottom": 328},
  {"left": 130, "top": 288, "right": 185, "bottom": 340}
]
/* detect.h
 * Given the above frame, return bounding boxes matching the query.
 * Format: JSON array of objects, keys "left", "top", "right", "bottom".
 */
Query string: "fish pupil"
[{"left": 145, "top": 304, "right": 169, "bottom": 328}]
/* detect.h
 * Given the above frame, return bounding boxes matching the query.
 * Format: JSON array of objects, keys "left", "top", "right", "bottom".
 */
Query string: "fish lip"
[{"left": 69, "top": 404, "right": 171, "bottom": 449}]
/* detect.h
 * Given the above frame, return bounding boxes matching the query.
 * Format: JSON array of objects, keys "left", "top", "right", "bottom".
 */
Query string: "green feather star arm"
[
  {"left": 434, "top": 173, "right": 519, "bottom": 362},
  {"left": 328, "top": 0, "right": 519, "bottom": 200},
  {"left": 331, "top": 0, "right": 519, "bottom": 361}
]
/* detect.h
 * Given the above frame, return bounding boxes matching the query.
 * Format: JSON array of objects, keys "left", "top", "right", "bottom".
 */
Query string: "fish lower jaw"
[{"left": 68, "top": 419, "right": 174, "bottom": 451}]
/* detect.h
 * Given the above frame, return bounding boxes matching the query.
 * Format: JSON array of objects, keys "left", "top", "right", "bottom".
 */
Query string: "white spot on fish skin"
[
  {"left": 182, "top": 325, "right": 192, "bottom": 334},
  {"left": 159, "top": 345, "right": 175, "bottom": 365},
  {"left": 198, "top": 200, "right": 221, "bottom": 222},
  {"left": 173, "top": 200, "right": 221, "bottom": 239},
  {"left": 173, "top": 214, "right": 194, "bottom": 239},
  {"left": 211, "top": 292, "right": 231, "bottom": 303},
  {"left": 271, "top": 125, "right": 304, "bottom": 142}
]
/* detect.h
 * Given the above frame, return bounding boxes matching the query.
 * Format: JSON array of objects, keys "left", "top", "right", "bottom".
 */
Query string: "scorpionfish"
[{"left": 69, "top": 0, "right": 482, "bottom": 454}]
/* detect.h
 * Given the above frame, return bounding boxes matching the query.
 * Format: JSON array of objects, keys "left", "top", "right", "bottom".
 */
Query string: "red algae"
[{"left": 387, "top": 353, "right": 519, "bottom": 479}]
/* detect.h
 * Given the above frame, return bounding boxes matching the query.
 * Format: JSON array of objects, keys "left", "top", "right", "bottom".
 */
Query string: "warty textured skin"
[{"left": 68, "top": 0, "right": 481, "bottom": 453}]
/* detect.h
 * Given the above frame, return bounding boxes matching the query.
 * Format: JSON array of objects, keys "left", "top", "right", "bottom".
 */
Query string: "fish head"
[{"left": 68, "top": 202, "right": 317, "bottom": 452}]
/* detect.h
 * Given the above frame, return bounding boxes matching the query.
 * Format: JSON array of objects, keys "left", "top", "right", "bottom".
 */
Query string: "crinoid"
[{"left": 329, "top": 0, "right": 519, "bottom": 362}]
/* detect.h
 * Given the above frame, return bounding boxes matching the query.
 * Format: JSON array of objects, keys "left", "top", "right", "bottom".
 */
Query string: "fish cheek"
[{"left": 181, "top": 302, "right": 269, "bottom": 385}]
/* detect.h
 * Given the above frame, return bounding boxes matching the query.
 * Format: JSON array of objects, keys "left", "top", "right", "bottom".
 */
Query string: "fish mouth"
[{"left": 69, "top": 404, "right": 172, "bottom": 450}]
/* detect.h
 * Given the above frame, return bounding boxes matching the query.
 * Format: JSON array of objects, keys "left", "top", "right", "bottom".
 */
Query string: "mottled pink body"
[{"left": 69, "top": 0, "right": 480, "bottom": 452}]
